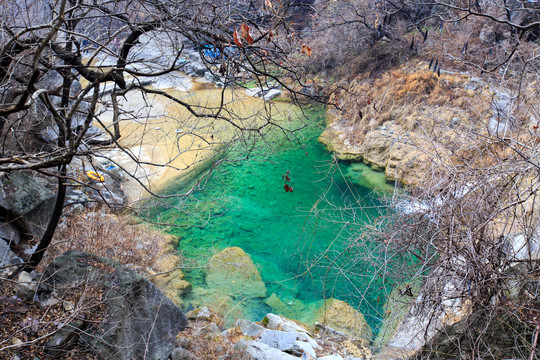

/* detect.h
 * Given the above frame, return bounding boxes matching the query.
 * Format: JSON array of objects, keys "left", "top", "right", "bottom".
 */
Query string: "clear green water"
[{"left": 150, "top": 104, "right": 393, "bottom": 331}]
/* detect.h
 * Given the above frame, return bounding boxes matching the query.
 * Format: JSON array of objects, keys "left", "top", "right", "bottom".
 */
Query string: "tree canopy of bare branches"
[{"left": 0, "top": 0, "right": 322, "bottom": 269}]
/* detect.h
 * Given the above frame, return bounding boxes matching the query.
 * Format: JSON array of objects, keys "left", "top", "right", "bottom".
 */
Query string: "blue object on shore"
[{"left": 202, "top": 45, "right": 239, "bottom": 60}]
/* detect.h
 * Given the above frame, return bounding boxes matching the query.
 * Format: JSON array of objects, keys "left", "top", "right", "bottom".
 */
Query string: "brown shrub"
[
  {"left": 38, "top": 209, "right": 170, "bottom": 274},
  {"left": 394, "top": 71, "right": 437, "bottom": 98}
]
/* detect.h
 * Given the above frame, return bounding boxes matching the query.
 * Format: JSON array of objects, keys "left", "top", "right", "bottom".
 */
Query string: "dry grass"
[
  {"left": 0, "top": 278, "right": 104, "bottom": 360},
  {"left": 335, "top": 62, "right": 494, "bottom": 139},
  {"left": 38, "top": 208, "right": 191, "bottom": 308},
  {"left": 176, "top": 322, "right": 242, "bottom": 360},
  {"left": 38, "top": 208, "right": 170, "bottom": 274},
  {"left": 393, "top": 70, "right": 437, "bottom": 98},
  {"left": 339, "top": 66, "right": 477, "bottom": 135},
  {"left": 0, "top": 208, "right": 188, "bottom": 359}
]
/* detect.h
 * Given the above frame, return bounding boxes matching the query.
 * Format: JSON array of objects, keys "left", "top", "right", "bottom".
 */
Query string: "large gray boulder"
[
  {"left": 38, "top": 250, "right": 187, "bottom": 360},
  {"left": 0, "top": 171, "right": 55, "bottom": 239},
  {"left": 0, "top": 239, "right": 22, "bottom": 276}
]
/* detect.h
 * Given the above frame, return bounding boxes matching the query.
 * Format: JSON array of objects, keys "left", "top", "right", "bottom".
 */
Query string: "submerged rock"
[
  {"left": 188, "top": 247, "right": 270, "bottom": 325},
  {"left": 264, "top": 293, "right": 319, "bottom": 323},
  {"left": 188, "top": 286, "right": 236, "bottom": 315},
  {"left": 344, "top": 163, "right": 394, "bottom": 194},
  {"left": 205, "top": 246, "right": 267, "bottom": 298},
  {"left": 315, "top": 299, "right": 372, "bottom": 345},
  {"left": 152, "top": 250, "right": 192, "bottom": 307}
]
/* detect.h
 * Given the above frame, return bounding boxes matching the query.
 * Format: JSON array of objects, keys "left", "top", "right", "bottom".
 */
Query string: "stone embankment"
[{"left": 177, "top": 307, "right": 372, "bottom": 360}]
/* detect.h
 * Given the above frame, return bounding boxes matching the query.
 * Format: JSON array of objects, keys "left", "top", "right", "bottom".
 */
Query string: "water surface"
[{"left": 151, "top": 103, "right": 392, "bottom": 329}]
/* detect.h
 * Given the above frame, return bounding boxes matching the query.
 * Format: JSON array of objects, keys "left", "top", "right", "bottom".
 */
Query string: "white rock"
[
  {"left": 264, "top": 313, "right": 320, "bottom": 350},
  {"left": 292, "top": 340, "right": 316, "bottom": 358},
  {"left": 245, "top": 86, "right": 281, "bottom": 100},
  {"left": 264, "top": 313, "right": 308, "bottom": 334},
  {"left": 16, "top": 271, "right": 37, "bottom": 300},
  {"left": 237, "top": 319, "right": 265, "bottom": 337},
  {"left": 245, "top": 87, "right": 264, "bottom": 97},
  {"left": 259, "top": 330, "right": 297, "bottom": 351},
  {"left": 233, "top": 340, "right": 299, "bottom": 360},
  {"left": 188, "top": 306, "right": 213, "bottom": 321},
  {"left": 319, "top": 355, "right": 344, "bottom": 360},
  {"left": 508, "top": 233, "right": 540, "bottom": 261},
  {"left": 150, "top": 73, "right": 192, "bottom": 91},
  {"left": 263, "top": 89, "right": 282, "bottom": 101}
]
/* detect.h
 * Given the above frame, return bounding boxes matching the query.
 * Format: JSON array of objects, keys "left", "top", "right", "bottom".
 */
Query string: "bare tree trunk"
[{"left": 23, "top": 164, "right": 67, "bottom": 271}]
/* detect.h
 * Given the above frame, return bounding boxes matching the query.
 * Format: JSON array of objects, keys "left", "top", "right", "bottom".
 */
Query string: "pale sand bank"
[{"left": 96, "top": 79, "right": 300, "bottom": 203}]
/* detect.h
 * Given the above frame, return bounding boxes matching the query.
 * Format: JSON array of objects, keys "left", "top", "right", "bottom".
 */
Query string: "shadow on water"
[{"left": 146, "top": 103, "right": 396, "bottom": 331}]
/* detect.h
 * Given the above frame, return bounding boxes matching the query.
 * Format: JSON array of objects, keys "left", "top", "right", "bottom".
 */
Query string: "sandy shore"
[{"left": 96, "top": 77, "right": 300, "bottom": 203}]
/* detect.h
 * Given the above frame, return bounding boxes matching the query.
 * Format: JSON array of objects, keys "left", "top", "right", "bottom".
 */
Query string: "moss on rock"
[
  {"left": 205, "top": 247, "right": 267, "bottom": 298},
  {"left": 315, "top": 298, "right": 372, "bottom": 345}
]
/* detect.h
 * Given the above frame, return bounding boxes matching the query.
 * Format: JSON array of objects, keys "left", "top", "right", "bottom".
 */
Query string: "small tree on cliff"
[{"left": 0, "top": 0, "right": 321, "bottom": 271}]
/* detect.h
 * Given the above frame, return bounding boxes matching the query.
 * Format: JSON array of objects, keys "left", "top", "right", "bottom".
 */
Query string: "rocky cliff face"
[
  {"left": 317, "top": 58, "right": 540, "bottom": 359},
  {"left": 319, "top": 60, "right": 507, "bottom": 186}
]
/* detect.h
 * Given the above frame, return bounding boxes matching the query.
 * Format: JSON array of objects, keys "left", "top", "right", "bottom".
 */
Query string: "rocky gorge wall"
[
  {"left": 318, "top": 60, "right": 521, "bottom": 186},
  {"left": 3, "top": 37, "right": 539, "bottom": 358},
  {"left": 317, "top": 58, "right": 540, "bottom": 359}
]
